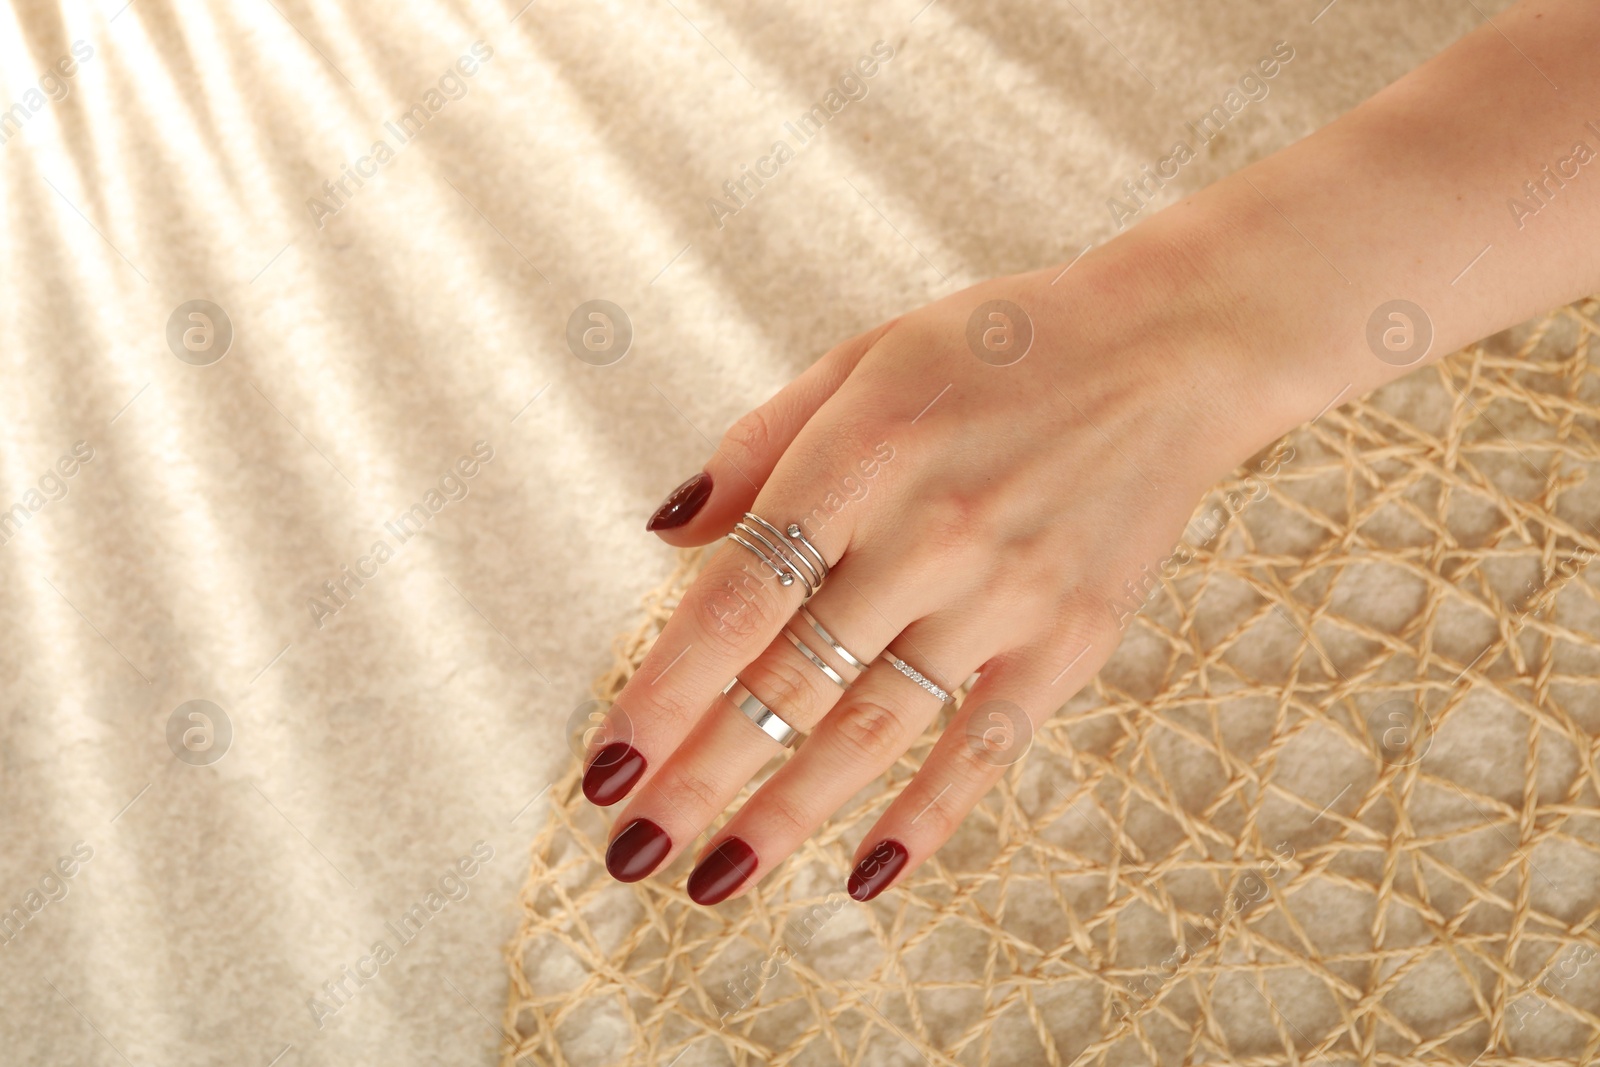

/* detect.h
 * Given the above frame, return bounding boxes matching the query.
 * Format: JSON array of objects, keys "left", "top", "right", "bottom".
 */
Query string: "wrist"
[
  {"left": 1119, "top": 178, "right": 1387, "bottom": 438},
  {"left": 1033, "top": 189, "right": 1347, "bottom": 482}
]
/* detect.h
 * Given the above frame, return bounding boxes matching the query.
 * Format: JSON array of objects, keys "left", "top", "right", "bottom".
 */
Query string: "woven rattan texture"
[{"left": 502, "top": 300, "right": 1600, "bottom": 1066}]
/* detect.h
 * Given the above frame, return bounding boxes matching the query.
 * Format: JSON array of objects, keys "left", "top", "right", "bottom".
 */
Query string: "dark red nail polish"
[
  {"left": 646, "top": 471, "right": 713, "bottom": 531},
  {"left": 848, "top": 839, "right": 908, "bottom": 902},
  {"left": 583, "top": 742, "right": 646, "bottom": 806},
  {"left": 687, "top": 836, "right": 757, "bottom": 905},
  {"left": 606, "top": 819, "right": 671, "bottom": 882}
]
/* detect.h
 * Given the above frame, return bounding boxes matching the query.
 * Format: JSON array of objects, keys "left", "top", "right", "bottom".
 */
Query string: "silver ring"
[
  {"left": 727, "top": 513, "right": 830, "bottom": 600},
  {"left": 782, "top": 628, "right": 846, "bottom": 688},
  {"left": 743, "top": 513, "right": 824, "bottom": 591},
  {"left": 783, "top": 523, "right": 827, "bottom": 580},
  {"left": 722, "top": 678, "right": 801, "bottom": 748},
  {"left": 880, "top": 651, "right": 952, "bottom": 703},
  {"left": 728, "top": 528, "right": 798, "bottom": 589},
  {"left": 798, "top": 607, "right": 866, "bottom": 672}
]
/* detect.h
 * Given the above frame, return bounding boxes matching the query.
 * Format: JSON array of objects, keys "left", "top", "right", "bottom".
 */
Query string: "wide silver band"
[
  {"left": 722, "top": 678, "right": 801, "bottom": 748},
  {"left": 728, "top": 513, "right": 830, "bottom": 599},
  {"left": 782, "top": 627, "right": 846, "bottom": 688},
  {"left": 798, "top": 606, "right": 867, "bottom": 672},
  {"left": 881, "top": 651, "right": 952, "bottom": 703}
]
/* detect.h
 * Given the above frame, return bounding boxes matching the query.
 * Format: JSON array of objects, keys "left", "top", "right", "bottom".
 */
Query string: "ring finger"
[{"left": 682, "top": 614, "right": 1001, "bottom": 905}]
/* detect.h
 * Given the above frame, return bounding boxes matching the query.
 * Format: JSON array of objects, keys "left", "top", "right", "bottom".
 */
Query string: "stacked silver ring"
[{"left": 728, "top": 512, "right": 830, "bottom": 599}]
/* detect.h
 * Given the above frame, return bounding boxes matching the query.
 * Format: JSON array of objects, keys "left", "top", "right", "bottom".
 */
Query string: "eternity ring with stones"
[{"left": 880, "top": 651, "right": 952, "bottom": 703}]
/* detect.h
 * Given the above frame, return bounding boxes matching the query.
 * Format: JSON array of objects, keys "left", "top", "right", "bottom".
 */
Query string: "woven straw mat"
[{"left": 501, "top": 298, "right": 1600, "bottom": 1067}]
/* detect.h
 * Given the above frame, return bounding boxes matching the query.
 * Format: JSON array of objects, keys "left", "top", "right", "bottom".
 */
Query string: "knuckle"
[
  {"left": 829, "top": 697, "right": 910, "bottom": 765},
  {"left": 722, "top": 406, "right": 775, "bottom": 468},
  {"left": 868, "top": 316, "right": 937, "bottom": 366},
  {"left": 978, "top": 569, "right": 1052, "bottom": 635},
  {"left": 1057, "top": 584, "right": 1121, "bottom": 651},
  {"left": 758, "top": 791, "right": 814, "bottom": 840},
  {"left": 951, "top": 723, "right": 1012, "bottom": 780},
  {"left": 918, "top": 493, "right": 990, "bottom": 559},
  {"left": 632, "top": 682, "right": 699, "bottom": 734},
  {"left": 742, "top": 647, "right": 827, "bottom": 725},
  {"left": 826, "top": 412, "right": 885, "bottom": 466},
  {"left": 660, "top": 765, "right": 723, "bottom": 815},
  {"left": 906, "top": 784, "right": 963, "bottom": 840},
  {"left": 999, "top": 533, "right": 1061, "bottom": 594},
  {"left": 991, "top": 582, "right": 1047, "bottom": 634},
  {"left": 691, "top": 570, "right": 782, "bottom": 655}
]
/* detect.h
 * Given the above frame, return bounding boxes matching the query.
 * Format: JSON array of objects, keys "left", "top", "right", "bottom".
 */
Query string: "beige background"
[{"left": 0, "top": 0, "right": 1515, "bottom": 1064}]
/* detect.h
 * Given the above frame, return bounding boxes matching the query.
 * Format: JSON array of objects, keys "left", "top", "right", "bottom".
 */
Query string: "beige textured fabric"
[
  {"left": 504, "top": 303, "right": 1600, "bottom": 1065},
  {"left": 0, "top": 0, "right": 1564, "bottom": 1064}
]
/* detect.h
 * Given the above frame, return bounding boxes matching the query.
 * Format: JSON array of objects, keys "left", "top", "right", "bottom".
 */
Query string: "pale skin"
[{"left": 586, "top": 0, "right": 1600, "bottom": 905}]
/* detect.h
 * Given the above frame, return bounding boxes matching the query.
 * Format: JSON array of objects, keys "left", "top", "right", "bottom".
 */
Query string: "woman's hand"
[
  {"left": 586, "top": 226, "right": 1299, "bottom": 904},
  {"left": 585, "top": 0, "right": 1600, "bottom": 904}
]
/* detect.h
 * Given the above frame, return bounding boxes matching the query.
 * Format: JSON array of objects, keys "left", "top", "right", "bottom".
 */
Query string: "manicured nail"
[
  {"left": 582, "top": 742, "right": 646, "bottom": 806},
  {"left": 687, "top": 836, "right": 757, "bottom": 905},
  {"left": 646, "top": 471, "right": 713, "bottom": 531},
  {"left": 847, "top": 839, "right": 909, "bottom": 902},
  {"left": 606, "top": 818, "right": 672, "bottom": 882}
]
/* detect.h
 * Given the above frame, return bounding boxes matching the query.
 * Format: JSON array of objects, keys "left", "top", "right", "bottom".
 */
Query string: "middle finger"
[{"left": 602, "top": 571, "right": 914, "bottom": 882}]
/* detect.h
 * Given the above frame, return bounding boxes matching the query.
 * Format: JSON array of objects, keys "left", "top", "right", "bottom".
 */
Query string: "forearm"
[{"left": 1119, "top": 0, "right": 1600, "bottom": 435}]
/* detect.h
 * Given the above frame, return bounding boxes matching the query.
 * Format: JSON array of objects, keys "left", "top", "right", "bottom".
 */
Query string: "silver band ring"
[
  {"left": 722, "top": 678, "right": 801, "bottom": 748},
  {"left": 782, "top": 628, "right": 846, "bottom": 688},
  {"left": 798, "top": 606, "right": 866, "bottom": 672},
  {"left": 881, "top": 651, "right": 952, "bottom": 703}
]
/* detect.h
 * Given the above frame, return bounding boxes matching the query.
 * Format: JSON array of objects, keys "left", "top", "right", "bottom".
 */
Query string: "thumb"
[{"left": 647, "top": 318, "right": 896, "bottom": 545}]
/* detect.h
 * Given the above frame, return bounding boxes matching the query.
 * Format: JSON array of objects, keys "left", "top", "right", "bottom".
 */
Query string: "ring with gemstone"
[{"left": 880, "top": 650, "right": 952, "bottom": 703}]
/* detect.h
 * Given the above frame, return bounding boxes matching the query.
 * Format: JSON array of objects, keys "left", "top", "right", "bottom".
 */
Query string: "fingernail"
[
  {"left": 687, "top": 836, "right": 757, "bottom": 905},
  {"left": 582, "top": 742, "right": 646, "bottom": 806},
  {"left": 606, "top": 818, "right": 672, "bottom": 882},
  {"left": 646, "top": 471, "right": 713, "bottom": 531},
  {"left": 847, "top": 839, "right": 909, "bottom": 902}
]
